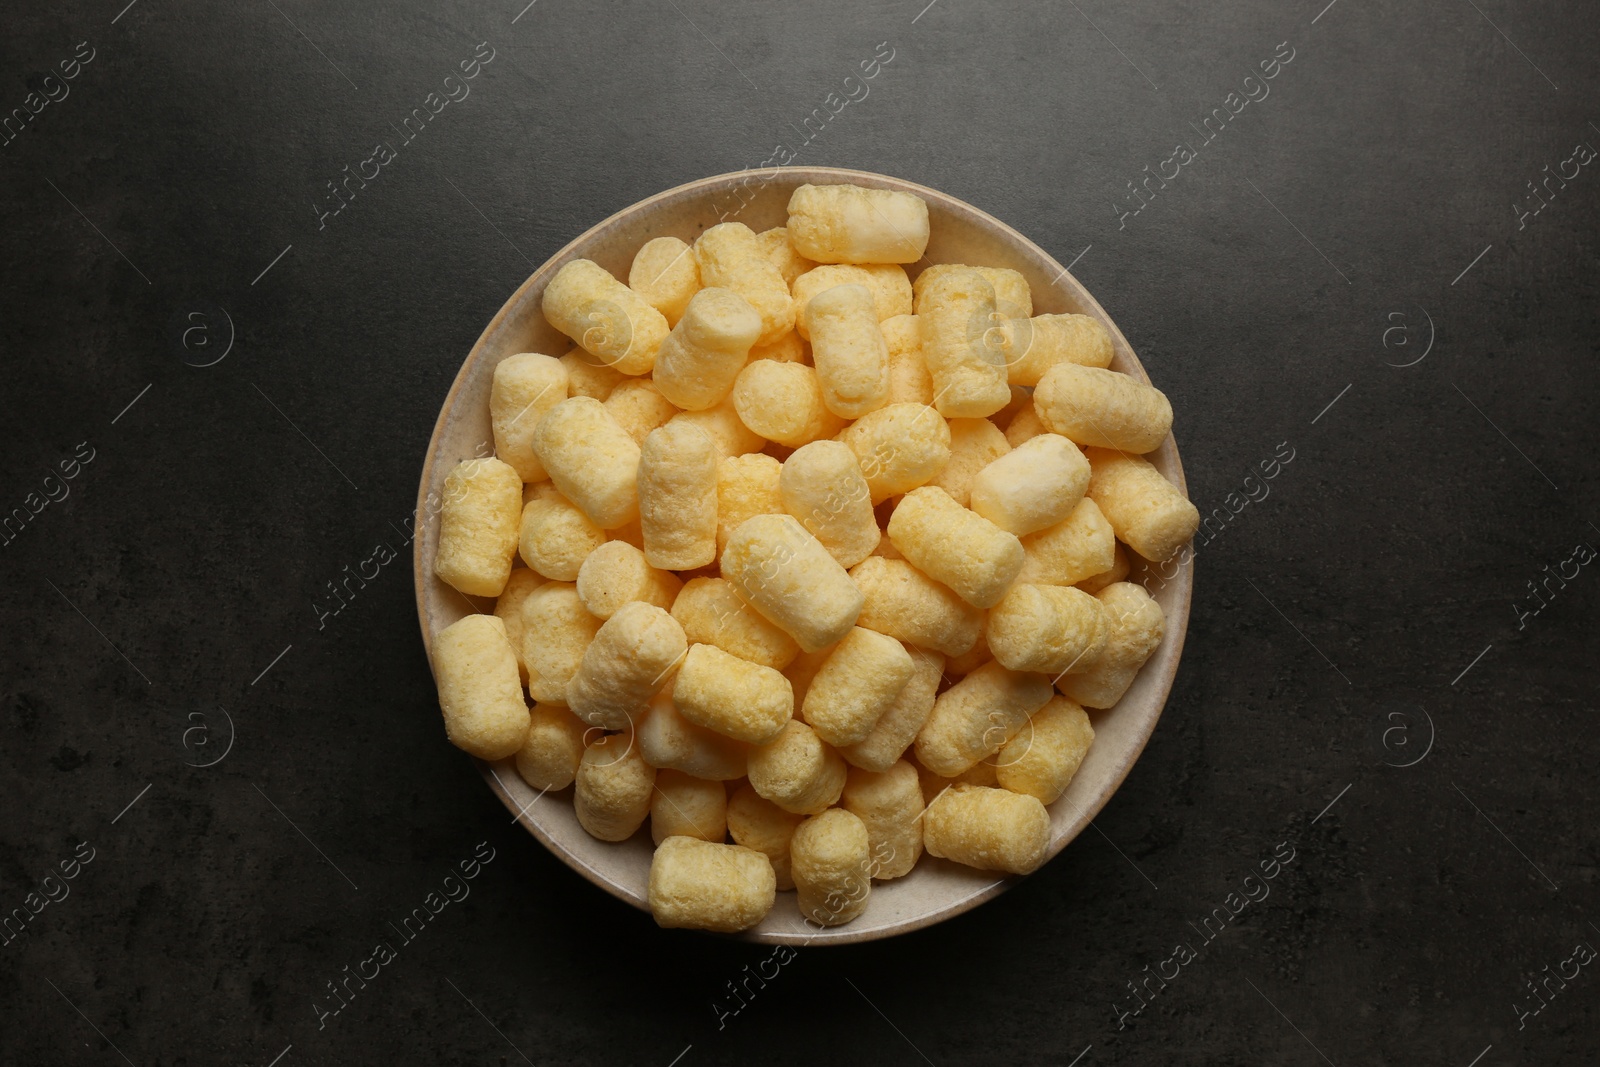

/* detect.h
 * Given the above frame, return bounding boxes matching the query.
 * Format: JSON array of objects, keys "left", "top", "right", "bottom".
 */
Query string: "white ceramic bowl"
[{"left": 413, "top": 167, "right": 1192, "bottom": 944}]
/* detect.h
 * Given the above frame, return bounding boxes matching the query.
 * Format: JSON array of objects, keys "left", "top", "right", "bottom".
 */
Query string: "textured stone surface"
[{"left": 1, "top": 1, "right": 1596, "bottom": 1064}]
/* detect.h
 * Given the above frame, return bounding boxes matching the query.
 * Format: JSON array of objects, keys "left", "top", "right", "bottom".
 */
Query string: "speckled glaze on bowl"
[{"left": 413, "top": 167, "right": 1193, "bottom": 945}]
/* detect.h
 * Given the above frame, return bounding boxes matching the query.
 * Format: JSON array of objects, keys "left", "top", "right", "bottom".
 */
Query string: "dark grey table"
[{"left": 3, "top": 1, "right": 1596, "bottom": 1064}]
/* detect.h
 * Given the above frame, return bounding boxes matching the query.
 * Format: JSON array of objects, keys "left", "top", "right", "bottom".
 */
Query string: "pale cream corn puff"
[
  {"left": 756, "top": 226, "right": 818, "bottom": 286},
  {"left": 719, "top": 514, "right": 863, "bottom": 653},
  {"left": 514, "top": 703, "right": 588, "bottom": 792},
  {"left": 840, "top": 403, "right": 952, "bottom": 504},
  {"left": 985, "top": 583, "right": 1110, "bottom": 676},
  {"left": 840, "top": 761, "right": 925, "bottom": 879},
  {"left": 1016, "top": 497, "right": 1116, "bottom": 586},
  {"left": 652, "top": 287, "right": 763, "bottom": 411},
  {"left": 969, "top": 433, "right": 1090, "bottom": 536},
  {"left": 1084, "top": 448, "right": 1199, "bottom": 563},
  {"left": 672, "top": 643, "right": 794, "bottom": 744},
  {"left": 1056, "top": 582, "right": 1165, "bottom": 708},
  {"left": 715, "top": 453, "right": 784, "bottom": 555},
  {"left": 791, "top": 263, "right": 911, "bottom": 339},
  {"left": 914, "top": 660, "right": 1052, "bottom": 776},
  {"left": 670, "top": 576, "right": 800, "bottom": 671},
  {"left": 886, "top": 486, "right": 1024, "bottom": 609},
  {"left": 532, "top": 396, "right": 642, "bottom": 530},
  {"left": 490, "top": 353, "right": 568, "bottom": 483},
  {"left": 575, "top": 540, "right": 681, "bottom": 620},
  {"left": 849, "top": 556, "right": 983, "bottom": 657},
  {"left": 912, "top": 264, "right": 1032, "bottom": 320},
  {"left": 731, "top": 360, "right": 846, "bottom": 448},
  {"left": 1034, "top": 364, "right": 1173, "bottom": 453},
  {"left": 805, "top": 283, "right": 891, "bottom": 418},
  {"left": 560, "top": 349, "right": 625, "bottom": 401},
  {"left": 519, "top": 483, "right": 607, "bottom": 582},
  {"left": 779, "top": 440, "right": 880, "bottom": 568},
  {"left": 666, "top": 397, "right": 766, "bottom": 460},
  {"left": 629, "top": 236, "right": 701, "bottom": 326},
  {"left": 603, "top": 379, "right": 680, "bottom": 446},
  {"left": 565, "top": 602, "right": 687, "bottom": 731},
  {"left": 838, "top": 647, "right": 944, "bottom": 772},
  {"left": 747, "top": 720, "right": 847, "bottom": 816},
  {"left": 693, "top": 223, "right": 795, "bottom": 346},
  {"left": 543, "top": 258, "right": 669, "bottom": 375},
  {"left": 791, "top": 808, "right": 873, "bottom": 926},
  {"left": 635, "top": 691, "right": 749, "bottom": 781},
  {"left": 638, "top": 420, "right": 719, "bottom": 571},
  {"left": 432, "top": 614, "right": 530, "bottom": 760},
  {"left": 928, "top": 417, "right": 1011, "bottom": 508},
  {"left": 880, "top": 314, "right": 934, "bottom": 405},
  {"left": 786, "top": 184, "right": 929, "bottom": 264},
  {"left": 435, "top": 457, "right": 522, "bottom": 597},
  {"left": 923, "top": 784, "right": 1050, "bottom": 874},
  {"left": 916, "top": 266, "right": 1010, "bottom": 418},
  {"left": 575, "top": 729, "right": 655, "bottom": 841},
  {"left": 494, "top": 568, "right": 547, "bottom": 684},
  {"left": 726, "top": 782, "right": 805, "bottom": 890},
  {"left": 650, "top": 770, "right": 728, "bottom": 844},
  {"left": 800, "top": 627, "right": 915, "bottom": 747},
  {"left": 1004, "top": 403, "right": 1048, "bottom": 447},
  {"left": 1076, "top": 542, "right": 1130, "bottom": 594},
  {"left": 648, "top": 836, "right": 776, "bottom": 932},
  {"left": 518, "top": 582, "right": 600, "bottom": 704},
  {"left": 994, "top": 696, "right": 1093, "bottom": 803},
  {"left": 1001, "top": 312, "right": 1113, "bottom": 385}
]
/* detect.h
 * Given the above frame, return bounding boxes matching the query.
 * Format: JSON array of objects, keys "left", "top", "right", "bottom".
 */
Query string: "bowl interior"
[{"left": 413, "top": 167, "right": 1192, "bottom": 944}]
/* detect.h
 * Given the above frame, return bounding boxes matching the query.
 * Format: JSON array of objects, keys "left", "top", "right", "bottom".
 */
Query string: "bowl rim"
[{"left": 412, "top": 166, "right": 1193, "bottom": 945}]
